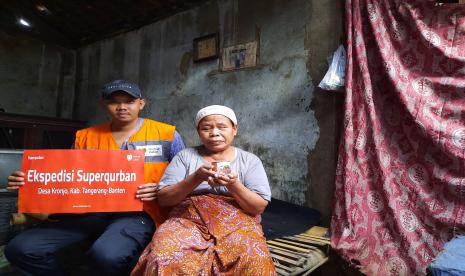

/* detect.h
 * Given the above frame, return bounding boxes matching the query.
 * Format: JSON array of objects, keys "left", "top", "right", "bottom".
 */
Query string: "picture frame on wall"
[
  {"left": 221, "top": 41, "right": 258, "bottom": 71},
  {"left": 193, "top": 33, "right": 219, "bottom": 62}
]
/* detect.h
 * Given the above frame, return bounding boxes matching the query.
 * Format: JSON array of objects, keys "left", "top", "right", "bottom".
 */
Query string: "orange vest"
[{"left": 74, "top": 118, "right": 175, "bottom": 226}]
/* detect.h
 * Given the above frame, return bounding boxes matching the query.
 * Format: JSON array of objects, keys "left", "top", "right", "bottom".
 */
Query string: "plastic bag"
[{"left": 318, "top": 45, "right": 346, "bottom": 91}]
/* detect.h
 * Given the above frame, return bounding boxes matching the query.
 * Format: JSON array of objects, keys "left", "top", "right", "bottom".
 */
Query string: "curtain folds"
[{"left": 331, "top": 1, "right": 465, "bottom": 275}]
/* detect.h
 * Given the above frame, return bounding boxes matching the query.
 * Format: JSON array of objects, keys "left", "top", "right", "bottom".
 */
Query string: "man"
[{"left": 5, "top": 80, "right": 185, "bottom": 275}]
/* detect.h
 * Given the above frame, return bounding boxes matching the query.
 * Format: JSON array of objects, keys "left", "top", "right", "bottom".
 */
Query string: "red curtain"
[{"left": 331, "top": 1, "right": 465, "bottom": 275}]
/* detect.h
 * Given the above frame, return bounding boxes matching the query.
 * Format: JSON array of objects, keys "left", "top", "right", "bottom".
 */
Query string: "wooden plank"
[
  {"left": 291, "top": 235, "right": 331, "bottom": 246},
  {"left": 269, "top": 253, "right": 301, "bottom": 266},
  {"left": 273, "top": 261, "right": 294, "bottom": 273},
  {"left": 269, "top": 248, "right": 303, "bottom": 261},
  {"left": 274, "top": 238, "right": 319, "bottom": 250},
  {"left": 294, "top": 235, "right": 329, "bottom": 244},
  {"left": 276, "top": 267, "right": 291, "bottom": 275},
  {"left": 267, "top": 243, "right": 308, "bottom": 257},
  {"left": 299, "top": 233, "right": 330, "bottom": 242},
  {"left": 266, "top": 229, "right": 331, "bottom": 275},
  {"left": 267, "top": 240, "right": 310, "bottom": 253},
  {"left": 269, "top": 247, "right": 308, "bottom": 259}
]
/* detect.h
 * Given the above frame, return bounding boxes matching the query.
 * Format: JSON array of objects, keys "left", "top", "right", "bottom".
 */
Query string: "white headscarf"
[{"left": 195, "top": 105, "right": 237, "bottom": 127}]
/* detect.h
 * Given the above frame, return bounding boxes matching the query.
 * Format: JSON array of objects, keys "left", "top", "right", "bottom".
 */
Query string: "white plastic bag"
[{"left": 318, "top": 45, "right": 346, "bottom": 91}]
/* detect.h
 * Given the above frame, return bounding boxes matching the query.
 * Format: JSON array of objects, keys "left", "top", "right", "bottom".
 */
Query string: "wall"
[
  {"left": 306, "top": 1, "right": 345, "bottom": 224},
  {"left": 0, "top": 31, "right": 76, "bottom": 118},
  {"left": 75, "top": 0, "right": 344, "bottom": 225}
]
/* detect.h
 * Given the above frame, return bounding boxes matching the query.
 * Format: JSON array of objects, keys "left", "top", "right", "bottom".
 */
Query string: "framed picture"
[
  {"left": 221, "top": 41, "right": 257, "bottom": 71},
  {"left": 193, "top": 33, "right": 219, "bottom": 62}
]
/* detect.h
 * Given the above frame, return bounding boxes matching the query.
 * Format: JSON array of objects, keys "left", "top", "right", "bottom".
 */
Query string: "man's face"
[{"left": 103, "top": 91, "right": 145, "bottom": 123}]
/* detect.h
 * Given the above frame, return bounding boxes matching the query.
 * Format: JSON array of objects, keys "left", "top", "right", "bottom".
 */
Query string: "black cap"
[{"left": 101, "top": 80, "right": 142, "bottom": 99}]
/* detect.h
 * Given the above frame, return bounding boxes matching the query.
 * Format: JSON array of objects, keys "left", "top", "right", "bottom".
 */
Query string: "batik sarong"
[{"left": 131, "top": 194, "right": 276, "bottom": 275}]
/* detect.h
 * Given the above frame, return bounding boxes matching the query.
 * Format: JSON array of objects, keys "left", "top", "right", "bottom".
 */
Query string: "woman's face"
[{"left": 197, "top": 115, "right": 237, "bottom": 153}]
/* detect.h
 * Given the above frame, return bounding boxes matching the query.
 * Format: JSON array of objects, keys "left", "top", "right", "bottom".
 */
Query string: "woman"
[{"left": 132, "top": 105, "right": 276, "bottom": 275}]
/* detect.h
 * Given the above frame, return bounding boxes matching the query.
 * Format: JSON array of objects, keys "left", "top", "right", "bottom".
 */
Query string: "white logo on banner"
[
  {"left": 126, "top": 154, "right": 133, "bottom": 161},
  {"left": 136, "top": 145, "right": 163, "bottom": 157},
  {"left": 28, "top": 156, "right": 45, "bottom": 160}
]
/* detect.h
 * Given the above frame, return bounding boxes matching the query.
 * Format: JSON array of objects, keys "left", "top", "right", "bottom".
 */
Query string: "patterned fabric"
[
  {"left": 131, "top": 194, "right": 276, "bottom": 276},
  {"left": 331, "top": 1, "right": 465, "bottom": 275}
]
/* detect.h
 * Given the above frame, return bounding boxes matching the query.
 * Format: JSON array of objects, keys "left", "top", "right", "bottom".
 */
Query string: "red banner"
[{"left": 18, "top": 149, "right": 144, "bottom": 213}]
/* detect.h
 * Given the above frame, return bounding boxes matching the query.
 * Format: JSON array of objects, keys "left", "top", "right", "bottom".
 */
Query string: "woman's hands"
[
  {"left": 133, "top": 164, "right": 219, "bottom": 202},
  {"left": 136, "top": 183, "right": 158, "bottom": 201},
  {"left": 207, "top": 169, "right": 268, "bottom": 216},
  {"left": 207, "top": 172, "right": 240, "bottom": 189},
  {"left": 7, "top": 171, "right": 25, "bottom": 191},
  {"left": 158, "top": 164, "right": 215, "bottom": 207},
  {"left": 193, "top": 164, "right": 216, "bottom": 183}
]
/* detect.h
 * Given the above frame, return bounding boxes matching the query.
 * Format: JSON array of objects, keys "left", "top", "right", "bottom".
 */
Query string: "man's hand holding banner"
[{"left": 19, "top": 149, "right": 145, "bottom": 213}]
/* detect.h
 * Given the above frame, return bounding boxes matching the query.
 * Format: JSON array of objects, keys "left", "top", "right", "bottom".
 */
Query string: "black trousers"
[{"left": 4, "top": 212, "right": 154, "bottom": 276}]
